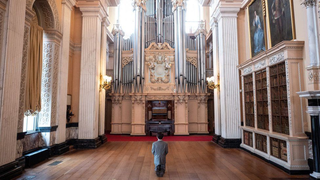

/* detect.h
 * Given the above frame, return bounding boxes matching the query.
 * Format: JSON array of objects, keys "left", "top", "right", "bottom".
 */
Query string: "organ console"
[{"left": 145, "top": 100, "right": 174, "bottom": 136}]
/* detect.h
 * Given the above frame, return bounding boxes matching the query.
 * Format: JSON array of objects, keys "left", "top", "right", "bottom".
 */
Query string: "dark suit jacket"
[{"left": 152, "top": 140, "right": 168, "bottom": 166}]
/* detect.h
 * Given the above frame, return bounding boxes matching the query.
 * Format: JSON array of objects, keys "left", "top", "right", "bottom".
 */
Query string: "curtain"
[{"left": 24, "top": 23, "right": 43, "bottom": 114}]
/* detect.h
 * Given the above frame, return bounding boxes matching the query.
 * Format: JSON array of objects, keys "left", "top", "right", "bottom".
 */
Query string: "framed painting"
[
  {"left": 266, "top": 0, "right": 296, "bottom": 47},
  {"left": 248, "top": 0, "right": 267, "bottom": 57}
]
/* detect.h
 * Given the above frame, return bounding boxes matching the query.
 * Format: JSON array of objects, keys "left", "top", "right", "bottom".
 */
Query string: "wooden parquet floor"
[{"left": 16, "top": 141, "right": 310, "bottom": 180}]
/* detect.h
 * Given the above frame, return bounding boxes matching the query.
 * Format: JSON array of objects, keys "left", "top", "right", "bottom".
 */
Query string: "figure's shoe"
[{"left": 156, "top": 165, "right": 162, "bottom": 177}]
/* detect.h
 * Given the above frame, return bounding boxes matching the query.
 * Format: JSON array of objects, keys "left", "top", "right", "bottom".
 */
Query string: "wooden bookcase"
[
  {"left": 244, "top": 75, "right": 254, "bottom": 127},
  {"left": 255, "top": 69, "right": 269, "bottom": 130},
  {"left": 244, "top": 131, "right": 253, "bottom": 147},
  {"left": 256, "top": 133, "right": 267, "bottom": 153},
  {"left": 270, "top": 62, "right": 289, "bottom": 135},
  {"left": 238, "top": 41, "right": 308, "bottom": 172}
]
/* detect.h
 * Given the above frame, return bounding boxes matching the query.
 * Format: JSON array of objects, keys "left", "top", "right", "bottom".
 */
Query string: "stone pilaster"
[
  {"left": 196, "top": 94, "right": 209, "bottom": 134},
  {"left": 78, "top": 3, "right": 105, "bottom": 141},
  {"left": 131, "top": 95, "right": 146, "bottom": 135},
  {"left": 213, "top": 4, "right": 241, "bottom": 146},
  {"left": 0, "top": 0, "right": 26, "bottom": 166},
  {"left": 40, "top": 30, "right": 62, "bottom": 146},
  {"left": 174, "top": 94, "right": 189, "bottom": 135},
  {"left": 99, "top": 17, "right": 109, "bottom": 137},
  {"left": 55, "top": 0, "right": 75, "bottom": 144},
  {"left": 211, "top": 18, "right": 221, "bottom": 142}
]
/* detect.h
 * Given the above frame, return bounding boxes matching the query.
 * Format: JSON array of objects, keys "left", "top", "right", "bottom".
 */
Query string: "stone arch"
[
  {"left": 27, "top": 0, "right": 61, "bottom": 32},
  {"left": 18, "top": 0, "right": 62, "bottom": 134}
]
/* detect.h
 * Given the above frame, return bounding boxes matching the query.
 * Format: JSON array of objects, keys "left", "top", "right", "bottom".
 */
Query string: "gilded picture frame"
[
  {"left": 266, "top": 0, "right": 296, "bottom": 48},
  {"left": 247, "top": 0, "right": 268, "bottom": 58}
]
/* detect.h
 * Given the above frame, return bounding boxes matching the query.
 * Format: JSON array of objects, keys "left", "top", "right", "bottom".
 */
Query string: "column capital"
[
  {"left": 211, "top": 1, "right": 241, "bottom": 20},
  {"left": 133, "top": 0, "right": 147, "bottom": 11},
  {"left": 301, "top": 0, "right": 316, "bottom": 8},
  {"left": 111, "top": 24, "right": 124, "bottom": 36},
  {"left": 77, "top": 0, "right": 107, "bottom": 19},
  {"left": 171, "top": 0, "right": 186, "bottom": 11},
  {"left": 195, "top": 20, "right": 207, "bottom": 37},
  {"left": 62, "top": 0, "right": 76, "bottom": 10}
]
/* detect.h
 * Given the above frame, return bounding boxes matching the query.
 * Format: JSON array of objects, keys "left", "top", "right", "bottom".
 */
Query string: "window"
[
  {"left": 185, "top": 0, "right": 201, "bottom": 33},
  {"left": 119, "top": 0, "right": 135, "bottom": 39},
  {"left": 23, "top": 113, "right": 39, "bottom": 132}
]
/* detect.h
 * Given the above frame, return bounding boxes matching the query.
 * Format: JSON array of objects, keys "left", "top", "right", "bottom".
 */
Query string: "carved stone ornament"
[
  {"left": 146, "top": 95, "right": 174, "bottom": 100},
  {"left": 133, "top": 0, "right": 147, "bottom": 11},
  {"left": 254, "top": 60, "right": 266, "bottom": 70},
  {"left": 132, "top": 95, "right": 144, "bottom": 105},
  {"left": 308, "top": 70, "right": 320, "bottom": 82},
  {"left": 172, "top": 0, "right": 186, "bottom": 10},
  {"left": 145, "top": 42, "right": 174, "bottom": 51},
  {"left": 27, "top": 0, "right": 61, "bottom": 32},
  {"left": 197, "top": 95, "right": 207, "bottom": 105},
  {"left": 269, "top": 52, "right": 285, "bottom": 65},
  {"left": 243, "top": 66, "right": 253, "bottom": 75},
  {"left": 122, "top": 57, "right": 133, "bottom": 68},
  {"left": 175, "top": 95, "right": 187, "bottom": 104},
  {"left": 112, "top": 24, "right": 124, "bottom": 36},
  {"left": 150, "top": 87, "right": 170, "bottom": 91},
  {"left": 194, "top": 21, "right": 207, "bottom": 36},
  {"left": 187, "top": 57, "right": 197, "bottom": 68},
  {"left": 148, "top": 53, "right": 172, "bottom": 84},
  {"left": 112, "top": 95, "right": 123, "bottom": 105},
  {"left": 301, "top": 0, "right": 316, "bottom": 7}
]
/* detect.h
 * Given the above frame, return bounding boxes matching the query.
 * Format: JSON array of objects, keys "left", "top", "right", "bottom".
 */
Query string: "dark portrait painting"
[
  {"left": 267, "top": 0, "right": 294, "bottom": 47},
  {"left": 248, "top": 0, "right": 266, "bottom": 57}
]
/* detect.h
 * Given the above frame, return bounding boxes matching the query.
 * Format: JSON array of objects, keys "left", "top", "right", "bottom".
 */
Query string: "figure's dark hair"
[{"left": 157, "top": 132, "right": 164, "bottom": 139}]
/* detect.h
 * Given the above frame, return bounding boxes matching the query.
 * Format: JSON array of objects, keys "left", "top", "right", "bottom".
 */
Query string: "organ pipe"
[
  {"left": 172, "top": 0, "right": 187, "bottom": 93},
  {"left": 112, "top": 24, "right": 124, "bottom": 94},
  {"left": 133, "top": 1, "right": 146, "bottom": 93},
  {"left": 195, "top": 21, "right": 207, "bottom": 93}
]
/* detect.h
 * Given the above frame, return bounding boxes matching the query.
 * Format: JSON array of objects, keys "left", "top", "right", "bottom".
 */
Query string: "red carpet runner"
[{"left": 106, "top": 134, "right": 212, "bottom": 141}]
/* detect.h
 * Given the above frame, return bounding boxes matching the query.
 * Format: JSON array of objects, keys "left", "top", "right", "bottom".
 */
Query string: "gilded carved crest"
[{"left": 147, "top": 53, "right": 172, "bottom": 84}]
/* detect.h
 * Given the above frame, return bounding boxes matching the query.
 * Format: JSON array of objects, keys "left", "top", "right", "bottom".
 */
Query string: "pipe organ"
[{"left": 111, "top": 0, "right": 209, "bottom": 136}]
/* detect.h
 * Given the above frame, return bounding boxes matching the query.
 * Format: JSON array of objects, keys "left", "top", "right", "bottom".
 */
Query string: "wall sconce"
[
  {"left": 100, "top": 75, "right": 112, "bottom": 91},
  {"left": 206, "top": 76, "right": 219, "bottom": 90}
]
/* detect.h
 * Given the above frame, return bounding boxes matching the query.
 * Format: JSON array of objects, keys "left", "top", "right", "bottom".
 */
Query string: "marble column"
[
  {"left": 302, "top": 0, "right": 320, "bottom": 90},
  {"left": 56, "top": 0, "right": 75, "bottom": 144},
  {"left": 78, "top": 4, "right": 105, "bottom": 144},
  {"left": 213, "top": 5, "right": 241, "bottom": 147},
  {"left": 302, "top": 0, "right": 319, "bottom": 67},
  {"left": 99, "top": 17, "right": 109, "bottom": 140},
  {"left": 211, "top": 18, "right": 221, "bottom": 143},
  {"left": 0, "top": 0, "right": 26, "bottom": 166}
]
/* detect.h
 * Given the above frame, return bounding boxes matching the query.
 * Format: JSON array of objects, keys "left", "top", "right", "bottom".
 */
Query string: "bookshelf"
[
  {"left": 244, "top": 75, "right": 254, "bottom": 127},
  {"left": 270, "top": 62, "right": 289, "bottom": 135},
  {"left": 255, "top": 69, "right": 269, "bottom": 130},
  {"left": 238, "top": 41, "right": 308, "bottom": 172}
]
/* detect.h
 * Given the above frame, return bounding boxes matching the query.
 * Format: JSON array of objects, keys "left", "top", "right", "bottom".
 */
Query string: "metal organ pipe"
[
  {"left": 112, "top": 25, "right": 124, "bottom": 94},
  {"left": 195, "top": 22, "right": 207, "bottom": 94},
  {"left": 172, "top": 3, "right": 187, "bottom": 93},
  {"left": 133, "top": 1, "right": 146, "bottom": 93}
]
